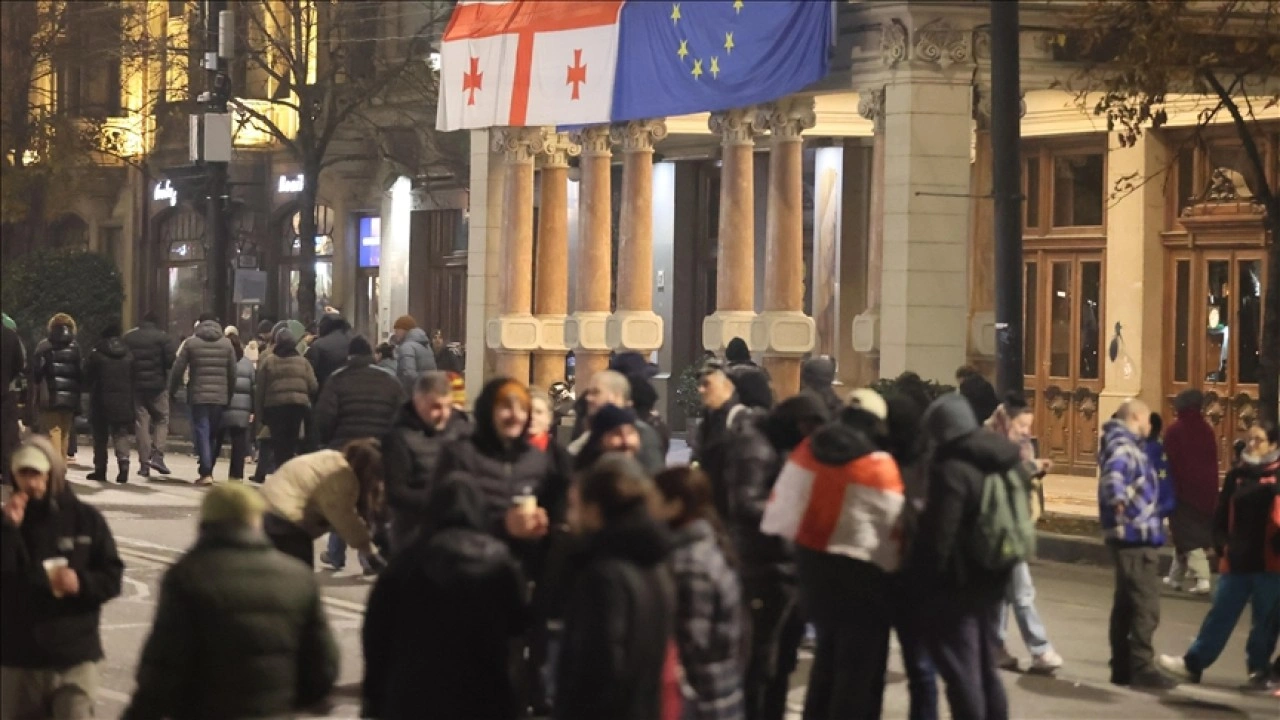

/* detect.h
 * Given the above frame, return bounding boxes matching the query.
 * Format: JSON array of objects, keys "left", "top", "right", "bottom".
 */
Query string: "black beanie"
[
  {"left": 348, "top": 336, "right": 374, "bottom": 357},
  {"left": 590, "top": 404, "right": 637, "bottom": 437},
  {"left": 726, "top": 337, "right": 750, "bottom": 364}
]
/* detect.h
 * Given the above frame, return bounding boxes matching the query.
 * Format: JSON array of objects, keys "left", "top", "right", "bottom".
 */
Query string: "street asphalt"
[{"left": 40, "top": 447, "right": 1280, "bottom": 719}]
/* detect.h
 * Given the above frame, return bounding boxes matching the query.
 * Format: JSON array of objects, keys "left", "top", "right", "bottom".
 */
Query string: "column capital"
[
  {"left": 759, "top": 97, "right": 816, "bottom": 141},
  {"left": 610, "top": 119, "right": 669, "bottom": 154},
  {"left": 568, "top": 125, "right": 613, "bottom": 157},
  {"left": 857, "top": 88, "right": 885, "bottom": 132},
  {"left": 709, "top": 107, "right": 762, "bottom": 147},
  {"left": 491, "top": 127, "right": 545, "bottom": 164},
  {"left": 538, "top": 130, "right": 580, "bottom": 169}
]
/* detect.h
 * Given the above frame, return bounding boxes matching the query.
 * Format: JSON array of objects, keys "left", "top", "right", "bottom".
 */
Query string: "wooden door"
[
  {"left": 1164, "top": 248, "right": 1267, "bottom": 472},
  {"left": 1024, "top": 251, "right": 1106, "bottom": 475}
]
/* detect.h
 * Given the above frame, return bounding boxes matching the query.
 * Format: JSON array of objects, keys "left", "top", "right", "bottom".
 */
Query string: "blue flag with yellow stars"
[{"left": 612, "top": 0, "right": 832, "bottom": 121}]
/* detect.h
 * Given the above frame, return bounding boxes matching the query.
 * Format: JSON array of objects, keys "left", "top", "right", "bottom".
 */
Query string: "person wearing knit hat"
[
  {"left": 575, "top": 404, "right": 642, "bottom": 472},
  {"left": 348, "top": 336, "right": 374, "bottom": 358},
  {"left": 393, "top": 315, "right": 417, "bottom": 333},
  {"left": 124, "top": 482, "right": 340, "bottom": 719},
  {"left": 390, "top": 315, "right": 437, "bottom": 393}
]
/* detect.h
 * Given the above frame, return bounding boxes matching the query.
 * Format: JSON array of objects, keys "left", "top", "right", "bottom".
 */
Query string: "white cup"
[{"left": 43, "top": 557, "right": 68, "bottom": 597}]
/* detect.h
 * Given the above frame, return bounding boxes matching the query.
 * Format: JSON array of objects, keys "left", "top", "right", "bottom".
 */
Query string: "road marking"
[
  {"left": 97, "top": 687, "right": 133, "bottom": 704},
  {"left": 103, "top": 622, "right": 154, "bottom": 630},
  {"left": 116, "top": 536, "right": 187, "bottom": 554},
  {"left": 117, "top": 547, "right": 175, "bottom": 569},
  {"left": 123, "top": 576, "right": 151, "bottom": 602}
]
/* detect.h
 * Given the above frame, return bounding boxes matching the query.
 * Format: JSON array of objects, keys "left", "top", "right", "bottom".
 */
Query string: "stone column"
[
  {"left": 485, "top": 127, "right": 544, "bottom": 382},
  {"left": 755, "top": 98, "right": 817, "bottom": 398},
  {"left": 607, "top": 119, "right": 668, "bottom": 356},
  {"left": 531, "top": 131, "right": 579, "bottom": 389},
  {"left": 703, "top": 107, "right": 761, "bottom": 353},
  {"left": 1098, "top": 132, "right": 1168, "bottom": 421},
  {"left": 564, "top": 126, "right": 613, "bottom": 389},
  {"left": 877, "top": 79, "right": 972, "bottom": 382}
]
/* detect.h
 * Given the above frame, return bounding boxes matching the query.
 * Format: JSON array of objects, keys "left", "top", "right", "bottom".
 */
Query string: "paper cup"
[
  {"left": 43, "top": 557, "right": 68, "bottom": 597},
  {"left": 513, "top": 494, "right": 538, "bottom": 515}
]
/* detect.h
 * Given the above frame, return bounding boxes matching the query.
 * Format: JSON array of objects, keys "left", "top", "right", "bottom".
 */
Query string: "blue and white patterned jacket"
[{"left": 1097, "top": 419, "right": 1170, "bottom": 546}]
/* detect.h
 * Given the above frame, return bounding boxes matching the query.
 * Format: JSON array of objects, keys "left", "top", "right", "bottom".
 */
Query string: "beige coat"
[{"left": 260, "top": 450, "right": 372, "bottom": 552}]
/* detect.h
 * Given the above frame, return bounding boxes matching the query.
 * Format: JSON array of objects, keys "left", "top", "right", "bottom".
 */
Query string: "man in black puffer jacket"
[
  {"left": 124, "top": 312, "right": 176, "bottom": 477},
  {"left": 382, "top": 372, "right": 472, "bottom": 553},
  {"left": 314, "top": 337, "right": 405, "bottom": 451},
  {"left": 31, "top": 313, "right": 83, "bottom": 459},
  {"left": 85, "top": 321, "right": 136, "bottom": 484},
  {"left": 307, "top": 312, "right": 353, "bottom": 391}
]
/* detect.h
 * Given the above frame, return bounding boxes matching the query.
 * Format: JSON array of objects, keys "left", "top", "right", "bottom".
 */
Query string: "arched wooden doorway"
[{"left": 155, "top": 205, "right": 207, "bottom": 339}]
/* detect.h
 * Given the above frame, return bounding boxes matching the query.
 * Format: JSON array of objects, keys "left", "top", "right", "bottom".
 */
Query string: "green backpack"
[{"left": 968, "top": 467, "right": 1037, "bottom": 571}]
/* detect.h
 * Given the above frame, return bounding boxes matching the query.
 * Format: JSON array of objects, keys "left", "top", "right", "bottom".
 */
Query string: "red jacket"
[{"left": 1163, "top": 408, "right": 1220, "bottom": 516}]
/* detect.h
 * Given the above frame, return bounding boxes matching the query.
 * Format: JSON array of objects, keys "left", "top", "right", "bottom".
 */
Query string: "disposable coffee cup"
[
  {"left": 43, "top": 557, "right": 68, "bottom": 597},
  {"left": 513, "top": 494, "right": 538, "bottom": 515}
]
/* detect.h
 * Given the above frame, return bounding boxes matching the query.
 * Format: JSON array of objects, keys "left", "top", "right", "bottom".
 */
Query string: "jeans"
[
  {"left": 133, "top": 390, "right": 169, "bottom": 464},
  {"left": 1108, "top": 544, "right": 1162, "bottom": 680},
  {"left": 996, "top": 561, "right": 1054, "bottom": 656},
  {"left": 213, "top": 425, "right": 250, "bottom": 480},
  {"left": 189, "top": 404, "right": 223, "bottom": 477},
  {"left": 325, "top": 532, "right": 348, "bottom": 569},
  {"left": 797, "top": 548, "right": 891, "bottom": 720},
  {"left": 892, "top": 575, "right": 939, "bottom": 720},
  {"left": 264, "top": 404, "right": 308, "bottom": 466},
  {"left": 922, "top": 600, "right": 1008, "bottom": 720},
  {"left": 1185, "top": 573, "right": 1280, "bottom": 675}
]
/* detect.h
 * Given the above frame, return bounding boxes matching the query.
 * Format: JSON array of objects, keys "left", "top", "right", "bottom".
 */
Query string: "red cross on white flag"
[{"left": 436, "top": 1, "right": 623, "bottom": 131}]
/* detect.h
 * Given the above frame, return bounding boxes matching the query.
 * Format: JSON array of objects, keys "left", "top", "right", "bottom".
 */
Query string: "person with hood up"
[
  {"left": 255, "top": 327, "right": 318, "bottom": 468},
  {"left": 168, "top": 313, "right": 237, "bottom": 485},
  {"left": 314, "top": 336, "right": 404, "bottom": 571},
  {"left": 556, "top": 454, "right": 676, "bottom": 720},
  {"left": 307, "top": 312, "right": 353, "bottom": 390},
  {"left": 31, "top": 313, "right": 84, "bottom": 459},
  {"left": 958, "top": 373, "right": 999, "bottom": 426},
  {"left": 1, "top": 318, "right": 26, "bottom": 487},
  {"left": 761, "top": 388, "right": 905, "bottom": 720},
  {"left": 259, "top": 438, "right": 388, "bottom": 570},
  {"left": 1, "top": 436, "right": 124, "bottom": 719},
  {"left": 653, "top": 466, "right": 745, "bottom": 720},
  {"left": 723, "top": 338, "right": 773, "bottom": 411},
  {"left": 1158, "top": 421, "right": 1280, "bottom": 690},
  {"left": 1097, "top": 399, "right": 1177, "bottom": 690},
  {"left": 747, "top": 395, "right": 829, "bottom": 720},
  {"left": 212, "top": 334, "right": 255, "bottom": 483},
  {"left": 1162, "top": 389, "right": 1220, "bottom": 595},
  {"left": 122, "top": 483, "right": 339, "bottom": 720},
  {"left": 84, "top": 321, "right": 136, "bottom": 484},
  {"left": 907, "top": 393, "right": 1020, "bottom": 720},
  {"left": 391, "top": 315, "right": 436, "bottom": 392},
  {"left": 123, "top": 312, "right": 177, "bottom": 478},
  {"left": 382, "top": 371, "right": 472, "bottom": 552},
  {"left": 362, "top": 475, "right": 529, "bottom": 720},
  {"left": 983, "top": 394, "right": 1063, "bottom": 674},
  {"left": 799, "top": 355, "right": 843, "bottom": 418},
  {"left": 569, "top": 369, "right": 666, "bottom": 475}
]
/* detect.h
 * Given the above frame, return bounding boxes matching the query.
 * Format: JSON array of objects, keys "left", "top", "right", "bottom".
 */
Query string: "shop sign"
[
  {"left": 153, "top": 180, "right": 178, "bottom": 207},
  {"left": 277, "top": 173, "right": 305, "bottom": 194}
]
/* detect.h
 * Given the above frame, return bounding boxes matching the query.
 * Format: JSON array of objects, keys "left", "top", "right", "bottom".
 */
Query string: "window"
[
  {"left": 1176, "top": 147, "right": 1196, "bottom": 215},
  {"left": 168, "top": 1, "right": 185, "bottom": 19},
  {"left": 344, "top": 1, "right": 380, "bottom": 82},
  {"left": 1238, "top": 259, "right": 1263, "bottom": 384},
  {"left": 1052, "top": 154, "right": 1104, "bottom": 227},
  {"left": 1078, "top": 261, "right": 1101, "bottom": 380},
  {"left": 1024, "top": 262, "right": 1038, "bottom": 372},
  {"left": 1024, "top": 157, "right": 1040, "bottom": 229},
  {"left": 1173, "top": 260, "right": 1190, "bottom": 383},
  {"left": 1048, "top": 262, "right": 1072, "bottom": 377}
]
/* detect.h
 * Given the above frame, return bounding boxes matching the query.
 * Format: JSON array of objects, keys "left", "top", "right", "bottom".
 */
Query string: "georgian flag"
[{"left": 436, "top": 1, "right": 624, "bottom": 131}]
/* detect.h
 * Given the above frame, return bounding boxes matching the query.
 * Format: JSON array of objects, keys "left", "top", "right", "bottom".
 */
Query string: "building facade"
[{"left": 460, "top": 1, "right": 1277, "bottom": 472}]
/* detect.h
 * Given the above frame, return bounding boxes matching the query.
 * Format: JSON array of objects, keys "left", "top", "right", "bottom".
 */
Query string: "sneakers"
[
  {"left": 1130, "top": 669, "right": 1179, "bottom": 691},
  {"left": 1188, "top": 579, "right": 1211, "bottom": 595},
  {"left": 195, "top": 476, "right": 214, "bottom": 487},
  {"left": 319, "top": 551, "right": 345, "bottom": 571},
  {"left": 1156, "top": 654, "right": 1201, "bottom": 684},
  {"left": 1244, "top": 671, "right": 1271, "bottom": 691},
  {"left": 149, "top": 457, "right": 172, "bottom": 476},
  {"left": 996, "top": 644, "right": 1019, "bottom": 671},
  {"left": 1162, "top": 575, "right": 1181, "bottom": 591},
  {"left": 1030, "top": 649, "right": 1064, "bottom": 674}
]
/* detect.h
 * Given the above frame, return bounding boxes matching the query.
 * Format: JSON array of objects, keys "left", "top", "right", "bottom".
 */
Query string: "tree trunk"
[
  {"left": 1260, "top": 210, "right": 1279, "bottom": 425},
  {"left": 296, "top": 165, "right": 319, "bottom": 326}
]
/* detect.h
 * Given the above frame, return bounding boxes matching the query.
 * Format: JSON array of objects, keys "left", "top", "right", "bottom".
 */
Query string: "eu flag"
[{"left": 612, "top": 0, "right": 831, "bottom": 122}]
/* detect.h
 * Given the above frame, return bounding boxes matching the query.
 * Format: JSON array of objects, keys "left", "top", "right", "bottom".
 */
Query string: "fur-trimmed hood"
[{"left": 46, "top": 313, "right": 76, "bottom": 334}]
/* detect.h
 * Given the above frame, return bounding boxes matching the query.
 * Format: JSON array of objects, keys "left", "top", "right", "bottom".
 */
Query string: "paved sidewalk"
[{"left": 1042, "top": 473, "right": 1101, "bottom": 518}]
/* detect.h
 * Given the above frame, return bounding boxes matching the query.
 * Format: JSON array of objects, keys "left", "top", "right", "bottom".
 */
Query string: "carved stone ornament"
[
  {"left": 567, "top": 125, "right": 613, "bottom": 157},
  {"left": 609, "top": 119, "right": 669, "bottom": 154},
  {"left": 880, "top": 19, "right": 909, "bottom": 67},
  {"left": 491, "top": 127, "right": 545, "bottom": 164},
  {"left": 972, "top": 29, "right": 990, "bottom": 61},
  {"left": 759, "top": 97, "right": 816, "bottom": 141},
  {"left": 914, "top": 18, "right": 971, "bottom": 68},
  {"left": 708, "top": 107, "right": 762, "bottom": 146},
  {"left": 857, "top": 88, "right": 885, "bottom": 129},
  {"left": 1204, "top": 167, "right": 1255, "bottom": 202},
  {"left": 539, "top": 130, "right": 581, "bottom": 168}
]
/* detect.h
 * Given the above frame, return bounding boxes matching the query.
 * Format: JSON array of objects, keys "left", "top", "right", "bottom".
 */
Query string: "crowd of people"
[{"left": 2, "top": 307, "right": 1279, "bottom": 719}]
